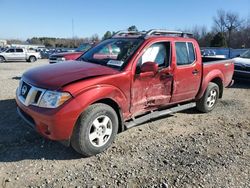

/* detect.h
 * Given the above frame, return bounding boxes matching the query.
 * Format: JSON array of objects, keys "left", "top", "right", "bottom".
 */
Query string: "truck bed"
[{"left": 202, "top": 58, "right": 234, "bottom": 88}]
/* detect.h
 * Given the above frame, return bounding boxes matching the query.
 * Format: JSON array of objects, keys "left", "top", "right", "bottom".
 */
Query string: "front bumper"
[{"left": 16, "top": 96, "right": 82, "bottom": 141}]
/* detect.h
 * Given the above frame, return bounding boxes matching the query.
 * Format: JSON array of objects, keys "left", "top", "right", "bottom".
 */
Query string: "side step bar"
[{"left": 124, "top": 102, "right": 196, "bottom": 129}]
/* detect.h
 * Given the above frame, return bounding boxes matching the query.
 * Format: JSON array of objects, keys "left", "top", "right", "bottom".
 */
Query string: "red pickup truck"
[{"left": 16, "top": 30, "right": 234, "bottom": 156}]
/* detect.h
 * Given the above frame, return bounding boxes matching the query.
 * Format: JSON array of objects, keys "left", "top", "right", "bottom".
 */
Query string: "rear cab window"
[{"left": 175, "top": 42, "right": 196, "bottom": 66}]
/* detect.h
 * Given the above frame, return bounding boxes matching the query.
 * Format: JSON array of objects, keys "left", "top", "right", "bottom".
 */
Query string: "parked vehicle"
[
  {"left": 16, "top": 30, "right": 234, "bottom": 156},
  {"left": 49, "top": 43, "right": 93, "bottom": 64},
  {"left": 233, "top": 49, "right": 250, "bottom": 79},
  {"left": 0, "top": 47, "right": 41, "bottom": 63}
]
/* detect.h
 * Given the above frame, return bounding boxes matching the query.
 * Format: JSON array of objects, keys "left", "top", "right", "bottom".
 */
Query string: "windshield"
[
  {"left": 78, "top": 38, "right": 143, "bottom": 69},
  {"left": 76, "top": 43, "right": 92, "bottom": 52},
  {"left": 240, "top": 50, "right": 250, "bottom": 58}
]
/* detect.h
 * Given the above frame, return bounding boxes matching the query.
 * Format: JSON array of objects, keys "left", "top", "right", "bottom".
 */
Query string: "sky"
[{"left": 0, "top": 0, "right": 249, "bottom": 40}]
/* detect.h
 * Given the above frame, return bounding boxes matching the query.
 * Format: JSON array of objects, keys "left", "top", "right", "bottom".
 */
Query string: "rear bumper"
[{"left": 226, "top": 79, "right": 234, "bottom": 88}]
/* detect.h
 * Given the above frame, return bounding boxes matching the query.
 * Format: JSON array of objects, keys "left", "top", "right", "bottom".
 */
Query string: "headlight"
[
  {"left": 57, "top": 57, "right": 66, "bottom": 61},
  {"left": 39, "top": 91, "right": 72, "bottom": 108}
]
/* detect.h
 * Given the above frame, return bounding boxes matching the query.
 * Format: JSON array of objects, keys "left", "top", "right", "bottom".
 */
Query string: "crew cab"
[
  {"left": 16, "top": 30, "right": 234, "bottom": 156},
  {"left": 49, "top": 43, "right": 93, "bottom": 64},
  {"left": 0, "top": 47, "right": 41, "bottom": 63}
]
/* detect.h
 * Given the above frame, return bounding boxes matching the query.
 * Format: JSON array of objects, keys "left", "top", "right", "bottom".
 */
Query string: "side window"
[
  {"left": 99, "top": 46, "right": 110, "bottom": 54},
  {"left": 175, "top": 42, "right": 196, "bottom": 66},
  {"left": 187, "top": 43, "right": 195, "bottom": 63},
  {"left": 16, "top": 49, "right": 23, "bottom": 53},
  {"left": 138, "top": 42, "right": 170, "bottom": 67},
  {"left": 6, "top": 49, "right": 15, "bottom": 53}
]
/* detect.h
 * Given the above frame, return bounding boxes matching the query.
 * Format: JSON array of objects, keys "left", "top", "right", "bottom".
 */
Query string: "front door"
[
  {"left": 4, "top": 48, "right": 16, "bottom": 61},
  {"left": 131, "top": 42, "right": 173, "bottom": 115}
]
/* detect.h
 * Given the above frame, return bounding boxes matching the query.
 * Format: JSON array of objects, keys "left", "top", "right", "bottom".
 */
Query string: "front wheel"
[
  {"left": 196, "top": 82, "right": 219, "bottom": 113},
  {"left": 71, "top": 103, "right": 118, "bottom": 157},
  {"left": 0, "top": 56, "right": 5, "bottom": 63}
]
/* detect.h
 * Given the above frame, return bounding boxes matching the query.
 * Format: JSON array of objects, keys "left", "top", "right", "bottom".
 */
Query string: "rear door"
[
  {"left": 15, "top": 48, "right": 26, "bottom": 60},
  {"left": 171, "top": 41, "right": 202, "bottom": 102}
]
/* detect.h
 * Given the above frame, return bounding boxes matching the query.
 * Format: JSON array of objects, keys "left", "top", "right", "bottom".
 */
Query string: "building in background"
[{"left": 0, "top": 40, "right": 7, "bottom": 47}]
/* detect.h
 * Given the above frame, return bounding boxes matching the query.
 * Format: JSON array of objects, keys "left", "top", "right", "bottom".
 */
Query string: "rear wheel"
[
  {"left": 0, "top": 56, "right": 5, "bottom": 63},
  {"left": 196, "top": 82, "right": 219, "bottom": 113},
  {"left": 71, "top": 103, "right": 118, "bottom": 157},
  {"left": 28, "top": 56, "right": 36, "bottom": 63}
]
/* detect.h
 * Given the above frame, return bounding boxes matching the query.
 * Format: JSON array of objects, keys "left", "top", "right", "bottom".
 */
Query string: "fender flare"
[
  {"left": 196, "top": 69, "right": 224, "bottom": 100},
  {"left": 73, "top": 84, "right": 128, "bottom": 118}
]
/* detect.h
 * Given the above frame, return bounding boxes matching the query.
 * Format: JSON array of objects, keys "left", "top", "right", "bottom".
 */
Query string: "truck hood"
[{"left": 22, "top": 61, "right": 119, "bottom": 90}]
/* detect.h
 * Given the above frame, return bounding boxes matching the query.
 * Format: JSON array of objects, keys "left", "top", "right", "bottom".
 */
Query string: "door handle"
[
  {"left": 160, "top": 73, "right": 173, "bottom": 79},
  {"left": 192, "top": 69, "right": 199, "bottom": 75}
]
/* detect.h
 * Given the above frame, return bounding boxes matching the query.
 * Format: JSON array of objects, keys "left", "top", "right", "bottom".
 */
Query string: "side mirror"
[{"left": 140, "top": 62, "right": 158, "bottom": 77}]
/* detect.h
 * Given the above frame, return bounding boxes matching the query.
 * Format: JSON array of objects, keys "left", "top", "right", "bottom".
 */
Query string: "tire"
[
  {"left": 0, "top": 56, "right": 5, "bottom": 63},
  {"left": 71, "top": 103, "right": 119, "bottom": 157},
  {"left": 28, "top": 56, "right": 36, "bottom": 63},
  {"left": 196, "top": 82, "right": 219, "bottom": 113}
]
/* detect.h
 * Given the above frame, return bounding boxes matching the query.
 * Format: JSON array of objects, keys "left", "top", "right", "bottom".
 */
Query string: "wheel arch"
[
  {"left": 71, "top": 85, "right": 128, "bottom": 134},
  {"left": 93, "top": 98, "right": 125, "bottom": 133},
  {"left": 28, "top": 55, "right": 36, "bottom": 61},
  {"left": 0, "top": 55, "right": 5, "bottom": 61},
  {"left": 210, "top": 77, "right": 223, "bottom": 98},
  {"left": 196, "top": 70, "right": 224, "bottom": 100}
]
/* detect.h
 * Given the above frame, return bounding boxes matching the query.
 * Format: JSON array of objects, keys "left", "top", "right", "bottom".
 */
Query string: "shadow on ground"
[
  {"left": 0, "top": 99, "right": 82, "bottom": 162},
  {"left": 12, "top": 76, "right": 21, "bottom": 80}
]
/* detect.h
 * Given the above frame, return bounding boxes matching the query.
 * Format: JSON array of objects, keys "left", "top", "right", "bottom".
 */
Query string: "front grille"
[
  {"left": 49, "top": 55, "right": 63, "bottom": 60},
  {"left": 17, "top": 80, "right": 46, "bottom": 106},
  {"left": 49, "top": 57, "right": 57, "bottom": 60},
  {"left": 20, "top": 82, "right": 31, "bottom": 99}
]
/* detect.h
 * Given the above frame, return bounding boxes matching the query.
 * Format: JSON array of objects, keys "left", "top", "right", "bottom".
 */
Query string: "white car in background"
[
  {"left": 0, "top": 47, "right": 41, "bottom": 63},
  {"left": 233, "top": 50, "right": 250, "bottom": 79}
]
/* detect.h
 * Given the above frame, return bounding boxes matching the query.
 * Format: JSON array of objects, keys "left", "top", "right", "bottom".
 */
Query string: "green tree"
[
  {"left": 210, "top": 32, "right": 227, "bottom": 47},
  {"left": 128, "top": 25, "right": 138, "bottom": 32},
  {"left": 102, "top": 31, "right": 112, "bottom": 40}
]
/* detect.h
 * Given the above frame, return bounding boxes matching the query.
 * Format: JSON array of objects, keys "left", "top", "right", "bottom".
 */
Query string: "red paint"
[{"left": 16, "top": 35, "right": 234, "bottom": 141}]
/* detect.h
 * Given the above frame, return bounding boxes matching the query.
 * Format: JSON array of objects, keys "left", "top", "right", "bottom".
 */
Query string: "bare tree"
[
  {"left": 213, "top": 10, "right": 227, "bottom": 33},
  {"left": 213, "top": 9, "right": 244, "bottom": 47},
  {"left": 225, "top": 11, "right": 244, "bottom": 47}
]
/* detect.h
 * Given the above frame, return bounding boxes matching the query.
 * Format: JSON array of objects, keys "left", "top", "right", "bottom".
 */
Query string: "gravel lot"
[{"left": 0, "top": 60, "right": 249, "bottom": 188}]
